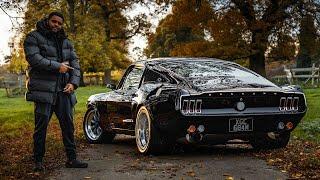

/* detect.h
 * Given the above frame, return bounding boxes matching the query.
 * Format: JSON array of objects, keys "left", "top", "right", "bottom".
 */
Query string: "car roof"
[{"left": 135, "top": 57, "right": 238, "bottom": 66}]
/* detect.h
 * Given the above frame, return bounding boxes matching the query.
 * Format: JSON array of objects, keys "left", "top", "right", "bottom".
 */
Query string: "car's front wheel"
[
  {"left": 251, "top": 132, "right": 290, "bottom": 150},
  {"left": 83, "top": 108, "right": 115, "bottom": 144},
  {"left": 135, "top": 106, "right": 174, "bottom": 155}
]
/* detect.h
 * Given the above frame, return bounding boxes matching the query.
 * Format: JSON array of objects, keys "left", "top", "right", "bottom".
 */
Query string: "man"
[{"left": 24, "top": 12, "right": 88, "bottom": 172}]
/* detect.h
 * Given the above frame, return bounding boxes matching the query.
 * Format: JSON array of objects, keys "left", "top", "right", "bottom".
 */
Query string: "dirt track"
[{"left": 48, "top": 135, "right": 287, "bottom": 180}]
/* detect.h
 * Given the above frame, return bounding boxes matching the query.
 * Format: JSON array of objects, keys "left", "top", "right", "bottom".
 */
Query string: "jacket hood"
[{"left": 36, "top": 18, "right": 67, "bottom": 40}]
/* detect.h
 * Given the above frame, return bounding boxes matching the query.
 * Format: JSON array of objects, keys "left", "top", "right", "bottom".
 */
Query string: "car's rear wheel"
[
  {"left": 251, "top": 132, "right": 290, "bottom": 150},
  {"left": 83, "top": 108, "right": 115, "bottom": 144},
  {"left": 135, "top": 106, "right": 174, "bottom": 155}
]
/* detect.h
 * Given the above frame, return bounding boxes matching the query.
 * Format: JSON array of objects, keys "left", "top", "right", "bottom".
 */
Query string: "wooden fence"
[
  {"left": 83, "top": 73, "right": 104, "bottom": 86},
  {"left": 273, "top": 63, "right": 320, "bottom": 86},
  {"left": 83, "top": 71, "right": 123, "bottom": 86}
]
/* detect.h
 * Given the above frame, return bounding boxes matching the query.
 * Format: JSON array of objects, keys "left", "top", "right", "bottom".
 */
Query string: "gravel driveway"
[{"left": 48, "top": 135, "right": 287, "bottom": 180}]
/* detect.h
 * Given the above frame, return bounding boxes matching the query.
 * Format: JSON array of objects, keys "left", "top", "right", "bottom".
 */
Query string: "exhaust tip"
[
  {"left": 278, "top": 122, "right": 285, "bottom": 130},
  {"left": 286, "top": 122, "right": 294, "bottom": 130},
  {"left": 187, "top": 125, "right": 196, "bottom": 133},
  {"left": 197, "top": 125, "right": 205, "bottom": 133}
]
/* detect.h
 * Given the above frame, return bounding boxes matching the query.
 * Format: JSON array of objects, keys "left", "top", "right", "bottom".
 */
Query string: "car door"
[{"left": 112, "top": 64, "right": 145, "bottom": 130}]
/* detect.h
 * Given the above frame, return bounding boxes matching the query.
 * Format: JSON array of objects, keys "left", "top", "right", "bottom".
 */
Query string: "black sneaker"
[
  {"left": 33, "top": 161, "right": 45, "bottom": 172},
  {"left": 65, "top": 159, "right": 88, "bottom": 168}
]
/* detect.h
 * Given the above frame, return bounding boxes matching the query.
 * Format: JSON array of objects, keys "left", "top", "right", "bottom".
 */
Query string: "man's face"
[{"left": 48, "top": 15, "right": 63, "bottom": 32}]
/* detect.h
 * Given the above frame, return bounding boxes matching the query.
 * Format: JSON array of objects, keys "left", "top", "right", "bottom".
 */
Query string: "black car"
[{"left": 83, "top": 58, "right": 307, "bottom": 154}]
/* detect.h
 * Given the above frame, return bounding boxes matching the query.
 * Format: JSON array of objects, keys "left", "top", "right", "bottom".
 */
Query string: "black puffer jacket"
[{"left": 24, "top": 18, "right": 80, "bottom": 104}]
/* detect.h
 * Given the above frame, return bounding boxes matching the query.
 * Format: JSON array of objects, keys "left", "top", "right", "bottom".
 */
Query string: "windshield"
[{"left": 155, "top": 60, "right": 276, "bottom": 91}]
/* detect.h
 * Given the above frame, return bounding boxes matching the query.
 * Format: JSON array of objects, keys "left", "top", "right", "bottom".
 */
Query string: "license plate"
[{"left": 229, "top": 118, "right": 253, "bottom": 132}]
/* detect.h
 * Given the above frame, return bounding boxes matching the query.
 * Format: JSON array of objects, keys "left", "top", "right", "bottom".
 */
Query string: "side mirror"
[{"left": 106, "top": 84, "right": 116, "bottom": 90}]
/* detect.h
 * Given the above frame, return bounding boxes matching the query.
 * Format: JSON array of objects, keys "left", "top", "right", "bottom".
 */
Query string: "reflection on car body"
[{"left": 83, "top": 57, "right": 307, "bottom": 154}]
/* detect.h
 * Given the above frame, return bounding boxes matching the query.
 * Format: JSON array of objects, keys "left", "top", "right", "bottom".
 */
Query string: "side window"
[
  {"left": 143, "top": 69, "right": 168, "bottom": 83},
  {"left": 121, "top": 67, "right": 144, "bottom": 92}
]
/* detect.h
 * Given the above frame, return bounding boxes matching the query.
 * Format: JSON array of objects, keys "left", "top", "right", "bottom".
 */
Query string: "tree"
[
  {"left": 7, "top": 49, "right": 26, "bottom": 74},
  {"left": 268, "top": 33, "right": 296, "bottom": 62},
  {"left": 7, "top": 0, "right": 146, "bottom": 85},
  {"left": 145, "top": 0, "right": 215, "bottom": 58},
  {"left": 148, "top": 0, "right": 320, "bottom": 77},
  {"left": 297, "top": 14, "right": 318, "bottom": 68},
  {"left": 83, "top": 0, "right": 151, "bottom": 83}
]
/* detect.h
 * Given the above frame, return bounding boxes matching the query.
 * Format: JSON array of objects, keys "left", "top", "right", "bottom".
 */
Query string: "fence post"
[
  {"left": 283, "top": 65, "right": 293, "bottom": 85},
  {"left": 318, "top": 65, "right": 320, "bottom": 85},
  {"left": 312, "top": 63, "right": 315, "bottom": 86},
  {"left": 4, "top": 82, "right": 10, "bottom": 97}
]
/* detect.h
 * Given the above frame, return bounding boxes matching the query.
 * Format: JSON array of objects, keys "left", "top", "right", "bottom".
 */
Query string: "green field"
[
  {"left": 0, "top": 86, "right": 319, "bottom": 141},
  {"left": 0, "top": 86, "right": 107, "bottom": 137},
  {"left": 292, "top": 89, "right": 320, "bottom": 142}
]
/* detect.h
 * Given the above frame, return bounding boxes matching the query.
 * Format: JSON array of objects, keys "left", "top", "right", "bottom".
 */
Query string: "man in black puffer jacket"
[{"left": 24, "top": 12, "right": 87, "bottom": 172}]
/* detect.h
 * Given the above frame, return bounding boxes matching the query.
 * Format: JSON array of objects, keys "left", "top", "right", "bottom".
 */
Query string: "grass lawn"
[
  {"left": 292, "top": 88, "right": 320, "bottom": 142},
  {"left": 0, "top": 86, "right": 107, "bottom": 136}
]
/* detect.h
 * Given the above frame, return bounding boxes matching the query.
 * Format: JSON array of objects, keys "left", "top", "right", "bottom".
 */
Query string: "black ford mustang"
[{"left": 83, "top": 58, "right": 307, "bottom": 154}]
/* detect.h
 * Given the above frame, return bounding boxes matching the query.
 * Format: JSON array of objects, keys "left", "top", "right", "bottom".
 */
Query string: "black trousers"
[{"left": 33, "top": 92, "right": 76, "bottom": 162}]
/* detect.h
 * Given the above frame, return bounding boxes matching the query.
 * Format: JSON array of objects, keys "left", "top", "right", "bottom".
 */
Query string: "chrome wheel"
[
  {"left": 135, "top": 107, "right": 151, "bottom": 153},
  {"left": 84, "top": 109, "right": 102, "bottom": 141}
]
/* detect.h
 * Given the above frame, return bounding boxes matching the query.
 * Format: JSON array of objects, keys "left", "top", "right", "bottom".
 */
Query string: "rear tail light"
[
  {"left": 195, "top": 99, "right": 202, "bottom": 113},
  {"left": 189, "top": 100, "right": 195, "bottom": 114},
  {"left": 279, "top": 97, "right": 286, "bottom": 111},
  {"left": 292, "top": 97, "right": 299, "bottom": 111},
  {"left": 182, "top": 99, "right": 202, "bottom": 114},
  {"left": 182, "top": 100, "right": 189, "bottom": 114},
  {"left": 285, "top": 97, "right": 293, "bottom": 111},
  {"left": 279, "top": 97, "right": 299, "bottom": 111}
]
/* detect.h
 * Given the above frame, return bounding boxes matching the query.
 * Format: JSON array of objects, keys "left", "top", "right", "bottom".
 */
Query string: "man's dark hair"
[{"left": 48, "top": 11, "right": 64, "bottom": 21}]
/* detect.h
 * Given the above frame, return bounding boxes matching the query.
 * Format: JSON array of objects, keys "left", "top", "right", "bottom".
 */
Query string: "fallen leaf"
[
  {"left": 223, "top": 173, "right": 234, "bottom": 180},
  {"left": 187, "top": 170, "right": 196, "bottom": 177},
  {"left": 267, "top": 159, "right": 275, "bottom": 165},
  {"left": 292, "top": 173, "right": 303, "bottom": 178},
  {"left": 225, "top": 176, "right": 234, "bottom": 180}
]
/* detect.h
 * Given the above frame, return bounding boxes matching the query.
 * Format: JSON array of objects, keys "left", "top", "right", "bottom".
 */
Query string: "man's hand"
[
  {"left": 59, "top": 62, "right": 74, "bottom": 73},
  {"left": 63, "top": 83, "right": 74, "bottom": 94},
  {"left": 59, "top": 63, "right": 69, "bottom": 73}
]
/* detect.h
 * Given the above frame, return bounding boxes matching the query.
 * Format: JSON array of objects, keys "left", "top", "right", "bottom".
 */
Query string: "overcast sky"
[
  {"left": 0, "top": 9, "right": 18, "bottom": 64},
  {"left": 0, "top": 4, "right": 170, "bottom": 65}
]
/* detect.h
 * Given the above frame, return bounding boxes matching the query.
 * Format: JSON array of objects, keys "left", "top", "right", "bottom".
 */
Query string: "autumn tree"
[
  {"left": 6, "top": 0, "right": 152, "bottom": 85},
  {"left": 81, "top": 0, "right": 151, "bottom": 83},
  {"left": 149, "top": 0, "right": 320, "bottom": 76},
  {"left": 145, "top": 0, "right": 215, "bottom": 58},
  {"left": 297, "top": 15, "right": 319, "bottom": 68}
]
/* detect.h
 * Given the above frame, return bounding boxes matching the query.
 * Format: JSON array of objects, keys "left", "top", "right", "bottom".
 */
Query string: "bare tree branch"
[
  {"left": 110, "top": 17, "right": 143, "bottom": 40},
  {"left": 0, "top": 6, "right": 14, "bottom": 26},
  {"left": 0, "top": 5, "right": 24, "bottom": 28}
]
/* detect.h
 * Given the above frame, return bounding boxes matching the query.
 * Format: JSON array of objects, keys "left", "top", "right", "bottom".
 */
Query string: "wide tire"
[
  {"left": 83, "top": 108, "right": 115, "bottom": 144},
  {"left": 251, "top": 132, "right": 290, "bottom": 150},
  {"left": 135, "top": 106, "right": 174, "bottom": 155}
]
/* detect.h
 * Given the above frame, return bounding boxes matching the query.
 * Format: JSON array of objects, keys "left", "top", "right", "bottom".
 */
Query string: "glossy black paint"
[{"left": 86, "top": 58, "right": 307, "bottom": 143}]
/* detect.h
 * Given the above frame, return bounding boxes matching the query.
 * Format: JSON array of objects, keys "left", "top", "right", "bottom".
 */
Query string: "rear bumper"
[{"left": 156, "top": 113, "right": 305, "bottom": 139}]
